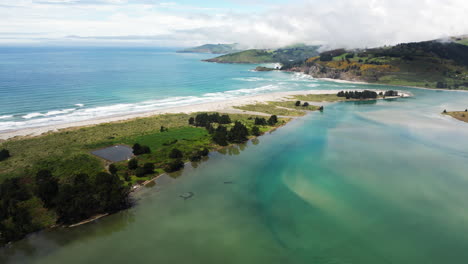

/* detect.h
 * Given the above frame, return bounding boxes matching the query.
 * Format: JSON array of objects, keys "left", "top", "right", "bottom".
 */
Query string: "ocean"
[
  {"left": 0, "top": 47, "right": 319, "bottom": 132},
  {"left": 2, "top": 47, "right": 468, "bottom": 263}
]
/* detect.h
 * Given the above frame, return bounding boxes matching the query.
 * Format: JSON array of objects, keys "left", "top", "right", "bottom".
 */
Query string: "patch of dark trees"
[
  {"left": 132, "top": 143, "right": 151, "bottom": 155},
  {"left": 0, "top": 170, "right": 129, "bottom": 245},
  {"left": 337, "top": 90, "right": 399, "bottom": 99},
  {"left": 0, "top": 149, "right": 10, "bottom": 162},
  {"left": 189, "top": 113, "right": 278, "bottom": 147},
  {"left": 337, "top": 90, "right": 378, "bottom": 99}
]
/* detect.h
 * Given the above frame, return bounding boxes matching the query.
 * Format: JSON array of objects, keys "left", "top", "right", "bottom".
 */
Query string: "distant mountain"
[
  {"left": 204, "top": 45, "right": 321, "bottom": 64},
  {"left": 282, "top": 40, "right": 468, "bottom": 90},
  {"left": 177, "top": 43, "right": 242, "bottom": 54}
]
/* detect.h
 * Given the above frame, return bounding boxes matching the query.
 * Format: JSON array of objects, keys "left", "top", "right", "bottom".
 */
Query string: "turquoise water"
[
  {"left": 2, "top": 48, "right": 468, "bottom": 263},
  {"left": 0, "top": 47, "right": 317, "bottom": 132}
]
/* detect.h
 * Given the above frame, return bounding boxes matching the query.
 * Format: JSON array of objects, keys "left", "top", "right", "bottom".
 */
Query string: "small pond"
[{"left": 91, "top": 145, "right": 134, "bottom": 162}]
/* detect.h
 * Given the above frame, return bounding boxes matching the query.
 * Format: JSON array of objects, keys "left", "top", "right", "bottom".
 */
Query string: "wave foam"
[{"left": 0, "top": 115, "right": 13, "bottom": 120}]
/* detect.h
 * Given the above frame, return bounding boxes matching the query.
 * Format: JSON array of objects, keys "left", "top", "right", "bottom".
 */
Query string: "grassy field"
[
  {"left": 444, "top": 111, "right": 468, "bottom": 123},
  {"left": 0, "top": 112, "right": 289, "bottom": 183}
]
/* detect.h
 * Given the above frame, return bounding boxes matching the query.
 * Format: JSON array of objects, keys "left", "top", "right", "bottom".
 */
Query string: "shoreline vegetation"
[{"left": 0, "top": 89, "right": 410, "bottom": 246}]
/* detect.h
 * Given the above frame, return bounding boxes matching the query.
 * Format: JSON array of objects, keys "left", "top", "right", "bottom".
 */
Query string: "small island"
[{"left": 443, "top": 109, "right": 468, "bottom": 123}]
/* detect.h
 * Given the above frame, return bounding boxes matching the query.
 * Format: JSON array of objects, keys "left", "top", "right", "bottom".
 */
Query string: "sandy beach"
[{"left": 0, "top": 89, "right": 411, "bottom": 140}]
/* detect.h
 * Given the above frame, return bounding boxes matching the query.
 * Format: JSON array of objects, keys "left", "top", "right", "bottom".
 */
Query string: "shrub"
[
  {"left": 143, "top": 163, "right": 155, "bottom": 174},
  {"left": 35, "top": 169, "right": 58, "bottom": 208},
  {"left": 303, "top": 102, "right": 309, "bottom": 107},
  {"left": 228, "top": 121, "right": 249, "bottom": 143},
  {"left": 267, "top": 115, "right": 278, "bottom": 126},
  {"left": 0, "top": 149, "right": 10, "bottom": 161},
  {"left": 169, "top": 148, "right": 183, "bottom": 159},
  {"left": 254, "top": 117, "right": 267, "bottom": 126},
  {"left": 199, "top": 147, "right": 209, "bottom": 156},
  {"left": 188, "top": 117, "right": 195, "bottom": 125},
  {"left": 295, "top": 101, "right": 301, "bottom": 106},
  {"left": 128, "top": 158, "right": 138, "bottom": 170},
  {"left": 219, "top": 114, "right": 232, "bottom": 124},
  {"left": 213, "top": 126, "right": 228, "bottom": 146},
  {"left": 164, "top": 159, "right": 184, "bottom": 173},
  {"left": 133, "top": 143, "right": 151, "bottom": 155},
  {"left": 109, "top": 164, "right": 118, "bottom": 175},
  {"left": 135, "top": 167, "right": 147, "bottom": 178},
  {"left": 252, "top": 126, "right": 261, "bottom": 136}
]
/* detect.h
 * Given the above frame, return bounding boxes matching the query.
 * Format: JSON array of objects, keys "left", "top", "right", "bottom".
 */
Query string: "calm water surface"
[{"left": 1, "top": 48, "right": 468, "bottom": 263}]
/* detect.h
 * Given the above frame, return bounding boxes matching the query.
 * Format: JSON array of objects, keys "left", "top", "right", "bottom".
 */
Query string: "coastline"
[
  {"left": 0, "top": 89, "right": 410, "bottom": 141},
  {"left": 317, "top": 77, "right": 468, "bottom": 92}
]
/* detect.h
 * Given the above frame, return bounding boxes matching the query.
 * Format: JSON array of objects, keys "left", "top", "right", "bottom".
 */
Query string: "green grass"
[{"left": 0, "top": 113, "right": 287, "bottom": 183}]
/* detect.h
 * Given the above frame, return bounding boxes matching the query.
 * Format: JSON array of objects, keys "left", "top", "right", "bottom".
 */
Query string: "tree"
[
  {"left": 254, "top": 117, "right": 267, "bottom": 126},
  {"left": 0, "top": 149, "right": 10, "bottom": 161},
  {"left": 164, "top": 159, "right": 184, "bottom": 173},
  {"left": 295, "top": 101, "right": 301, "bottom": 106},
  {"left": 188, "top": 117, "right": 195, "bottom": 125},
  {"left": 267, "top": 115, "right": 278, "bottom": 126},
  {"left": 94, "top": 172, "right": 129, "bottom": 212},
  {"left": 228, "top": 121, "right": 249, "bottom": 143},
  {"left": 55, "top": 173, "right": 97, "bottom": 224},
  {"left": 213, "top": 125, "right": 228, "bottom": 146},
  {"left": 199, "top": 147, "right": 209, "bottom": 156},
  {"left": 219, "top": 114, "right": 232, "bottom": 124},
  {"left": 135, "top": 167, "right": 147, "bottom": 177},
  {"left": 109, "top": 164, "right": 118, "bottom": 175},
  {"left": 205, "top": 123, "right": 215, "bottom": 134},
  {"left": 133, "top": 143, "right": 150, "bottom": 155},
  {"left": 35, "top": 170, "right": 58, "bottom": 208},
  {"left": 303, "top": 102, "right": 309, "bottom": 107},
  {"left": 143, "top": 163, "right": 155, "bottom": 174},
  {"left": 169, "top": 148, "right": 183, "bottom": 159},
  {"left": 252, "top": 126, "right": 261, "bottom": 136},
  {"left": 160, "top": 126, "right": 168, "bottom": 132},
  {"left": 128, "top": 158, "right": 138, "bottom": 170}
]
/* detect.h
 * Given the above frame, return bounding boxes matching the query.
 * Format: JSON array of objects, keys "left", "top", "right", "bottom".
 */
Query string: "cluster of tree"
[
  {"left": 132, "top": 143, "right": 151, "bottom": 155},
  {"left": 384, "top": 90, "right": 399, "bottom": 96},
  {"left": 189, "top": 148, "right": 210, "bottom": 162},
  {"left": 135, "top": 163, "right": 155, "bottom": 178},
  {"left": 0, "top": 177, "right": 37, "bottom": 244},
  {"left": 0, "top": 149, "right": 10, "bottom": 161},
  {"left": 295, "top": 101, "right": 309, "bottom": 107},
  {"left": 370, "top": 41, "right": 468, "bottom": 67},
  {"left": 436, "top": 81, "right": 448, "bottom": 89},
  {"left": 0, "top": 170, "right": 129, "bottom": 244},
  {"left": 127, "top": 158, "right": 154, "bottom": 177},
  {"left": 164, "top": 148, "right": 185, "bottom": 173},
  {"left": 189, "top": 113, "right": 231, "bottom": 127},
  {"left": 212, "top": 121, "right": 249, "bottom": 146},
  {"left": 337, "top": 90, "right": 378, "bottom": 99},
  {"left": 254, "top": 115, "right": 279, "bottom": 126}
]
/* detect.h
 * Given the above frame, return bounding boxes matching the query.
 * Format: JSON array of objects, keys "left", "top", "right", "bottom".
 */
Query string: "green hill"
[
  {"left": 282, "top": 40, "right": 468, "bottom": 90},
  {"left": 177, "top": 43, "right": 241, "bottom": 54},
  {"left": 204, "top": 45, "right": 320, "bottom": 64}
]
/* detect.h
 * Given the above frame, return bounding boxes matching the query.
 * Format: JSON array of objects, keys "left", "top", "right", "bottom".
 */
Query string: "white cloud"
[{"left": 0, "top": 0, "right": 467, "bottom": 48}]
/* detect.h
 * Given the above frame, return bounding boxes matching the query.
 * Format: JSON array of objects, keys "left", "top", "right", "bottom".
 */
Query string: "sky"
[{"left": 0, "top": 0, "right": 467, "bottom": 48}]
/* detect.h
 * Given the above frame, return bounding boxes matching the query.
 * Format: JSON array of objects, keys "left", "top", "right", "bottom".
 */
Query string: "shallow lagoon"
[{"left": 2, "top": 84, "right": 468, "bottom": 264}]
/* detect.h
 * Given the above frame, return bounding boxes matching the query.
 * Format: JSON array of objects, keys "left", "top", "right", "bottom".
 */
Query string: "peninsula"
[{"left": 0, "top": 89, "right": 409, "bottom": 245}]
